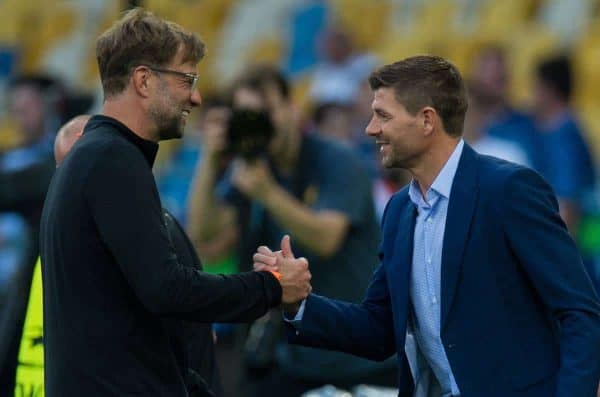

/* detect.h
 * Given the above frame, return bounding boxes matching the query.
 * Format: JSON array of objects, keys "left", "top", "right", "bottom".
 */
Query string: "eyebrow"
[{"left": 374, "top": 108, "right": 391, "bottom": 118}]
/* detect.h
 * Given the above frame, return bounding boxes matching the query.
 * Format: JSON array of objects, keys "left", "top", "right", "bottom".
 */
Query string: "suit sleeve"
[
  {"left": 286, "top": 262, "right": 396, "bottom": 361},
  {"left": 84, "top": 144, "right": 281, "bottom": 322},
  {"left": 501, "top": 167, "right": 600, "bottom": 397}
]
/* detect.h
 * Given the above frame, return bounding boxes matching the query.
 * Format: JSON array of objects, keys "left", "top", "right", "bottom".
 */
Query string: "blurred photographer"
[{"left": 188, "top": 66, "right": 395, "bottom": 396}]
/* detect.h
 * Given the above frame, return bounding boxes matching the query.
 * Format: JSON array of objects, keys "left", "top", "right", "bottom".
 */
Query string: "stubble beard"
[{"left": 150, "top": 99, "right": 184, "bottom": 141}]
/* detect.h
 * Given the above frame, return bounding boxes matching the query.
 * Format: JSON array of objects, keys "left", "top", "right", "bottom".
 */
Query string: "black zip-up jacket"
[{"left": 40, "top": 115, "right": 281, "bottom": 396}]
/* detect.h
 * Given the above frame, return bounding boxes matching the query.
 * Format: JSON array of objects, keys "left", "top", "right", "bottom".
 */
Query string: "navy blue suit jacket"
[{"left": 287, "top": 144, "right": 600, "bottom": 397}]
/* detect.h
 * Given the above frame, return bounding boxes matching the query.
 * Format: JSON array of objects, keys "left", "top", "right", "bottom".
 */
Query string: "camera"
[{"left": 225, "top": 108, "right": 275, "bottom": 160}]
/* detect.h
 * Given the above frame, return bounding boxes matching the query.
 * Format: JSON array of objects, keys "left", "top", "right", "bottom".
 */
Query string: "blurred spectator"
[
  {"left": 12, "top": 116, "right": 88, "bottom": 397},
  {"left": 468, "top": 45, "right": 540, "bottom": 169},
  {"left": 188, "top": 65, "right": 395, "bottom": 396},
  {"left": 464, "top": 81, "right": 531, "bottom": 167},
  {"left": 312, "top": 102, "right": 354, "bottom": 143},
  {"left": 0, "top": 76, "right": 57, "bottom": 395},
  {"left": 2, "top": 76, "right": 58, "bottom": 173},
  {"left": 0, "top": 213, "right": 30, "bottom": 396},
  {"left": 309, "top": 29, "right": 378, "bottom": 105},
  {"left": 174, "top": 96, "right": 242, "bottom": 273},
  {"left": 532, "top": 54, "right": 595, "bottom": 235},
  {"left": 156, "top": 118, "right": 204, "bottom": 226},
  {"left": 1, "top": 76, "right": 59, "bottom": 244},
  {"left": 0, "top": 214, "right": 29, "bottom": 298}
]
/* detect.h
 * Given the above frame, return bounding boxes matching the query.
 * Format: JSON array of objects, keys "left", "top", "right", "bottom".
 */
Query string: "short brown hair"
[
  {"left": 96, "top": 8, "right": 205, "bottom": 98},
  {"left": 369, "top": 55, "right": 468, "bottom": 136}
]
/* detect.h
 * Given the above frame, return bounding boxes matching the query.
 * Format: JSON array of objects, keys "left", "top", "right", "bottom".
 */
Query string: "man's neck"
[
  {"left": 410, "top": 137, "right": 460, "bottom": 197},
  {"left": 102, "top": 96, "right": 157, "bottom": 142}
]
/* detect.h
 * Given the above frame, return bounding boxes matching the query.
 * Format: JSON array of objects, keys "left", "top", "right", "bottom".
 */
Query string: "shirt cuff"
[{"left": 283, "top": 299, "right": 306, "bottom": 326}]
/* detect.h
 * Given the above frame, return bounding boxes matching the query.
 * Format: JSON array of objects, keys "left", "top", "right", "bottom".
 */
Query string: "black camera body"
[{"left": 225, "top": 109, "right": 275, "bottom": 160}]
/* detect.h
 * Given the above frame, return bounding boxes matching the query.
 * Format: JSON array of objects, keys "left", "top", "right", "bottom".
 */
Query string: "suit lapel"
[
  {"left": 387, "top": 196, "right": 417, "bottom": 339},
  {"left": 392, "top": 201, "right": 417, "bottom": 294},
  {"left": 441, "top": 144, "right": 479, "bottom": 330}
]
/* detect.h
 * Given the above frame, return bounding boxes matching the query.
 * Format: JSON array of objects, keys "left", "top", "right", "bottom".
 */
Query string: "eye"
[{"left": 376, "top": 111, "right": 390, "bottom": 121}]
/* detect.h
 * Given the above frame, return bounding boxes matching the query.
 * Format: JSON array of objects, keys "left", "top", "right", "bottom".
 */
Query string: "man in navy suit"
[{"left": 253, "top": 55, "right": 600, "bottom": 397}]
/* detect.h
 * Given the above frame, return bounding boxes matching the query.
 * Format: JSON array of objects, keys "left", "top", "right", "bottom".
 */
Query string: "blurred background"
[{"left": 1, "top": 0, "right": 600, "bottom": 396}]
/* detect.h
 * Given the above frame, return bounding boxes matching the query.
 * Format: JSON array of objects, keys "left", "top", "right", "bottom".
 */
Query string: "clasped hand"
[{"left": 253, "top": 235, "right": 312, "bottom": 307}]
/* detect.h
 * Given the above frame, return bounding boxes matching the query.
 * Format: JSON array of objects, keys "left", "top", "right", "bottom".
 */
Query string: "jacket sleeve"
[
  {"left": 501, "top": 167, "right": 600, "bottom": 397},
  {"left": 84, "top": 143, "right": 281, "bottom": 322},
  {"left": 286, "top": 260, "right": 396, "bottom": 361}
]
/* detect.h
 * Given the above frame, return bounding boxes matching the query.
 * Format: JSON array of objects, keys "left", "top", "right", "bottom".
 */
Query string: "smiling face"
[
  {"left": 365, "top": 87, "right": 430, "bottom": 169},
  {"left": 148, "top": 47, "right": 202, "bottom": 140}
]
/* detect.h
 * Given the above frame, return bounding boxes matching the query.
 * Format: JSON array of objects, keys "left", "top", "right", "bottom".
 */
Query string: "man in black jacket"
[
  {"left": 39, "top": 8, "right": 311, "bottom": 397},
  {"left": 17, "top": 115, "right": 221, "bottom": 397}
]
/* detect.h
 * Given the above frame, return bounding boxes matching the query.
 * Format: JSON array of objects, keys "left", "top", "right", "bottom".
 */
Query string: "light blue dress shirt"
[
  {"left": 288, "top": 141, "right": 465, "bottom": 396},
  {"left": 407, "top": 140, "right": 463, "bottom": 396}
]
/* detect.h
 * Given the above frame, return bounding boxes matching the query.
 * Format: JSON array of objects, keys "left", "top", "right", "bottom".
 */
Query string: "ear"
[
  {"left": 421, "top": 106, "right": 437, "bottom": 137},
  {"left": 131, "top": 66, "right": 152, "bottom": 99}
]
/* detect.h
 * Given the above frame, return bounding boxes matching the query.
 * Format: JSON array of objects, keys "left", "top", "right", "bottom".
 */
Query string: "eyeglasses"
[{"left": 142, "top": 65, "right": 199, "bottom": 92}]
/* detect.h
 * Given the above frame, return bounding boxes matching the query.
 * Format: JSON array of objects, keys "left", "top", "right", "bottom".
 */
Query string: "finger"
[
  {"left": 257, "top": 245, "right": 274, "bottom": 255},
  {"left": 253, "top": 253, "right": 277, "bottom": 266},
  {"left": 253, "top": 263, "right": 278, "bottom": 272},
  {"left": 298, "top": 257, "right": 309, "bottom": 268},
  {"left": 280, "top": 234, "right": 295, "bottom": 258}
]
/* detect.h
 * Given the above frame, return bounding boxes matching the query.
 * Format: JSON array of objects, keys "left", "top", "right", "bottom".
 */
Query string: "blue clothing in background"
[
  {"left": 536, "top": 112, "right": 595, "bottom": 202},
  {"left": 155, "top": 138, "right": 201, "bottom": 227},
  {"left": 0, "top": 213, "right": 29, "bottom": 293},
  {"left": 486, "top": 108, "right": 540, "bottom": 170}
]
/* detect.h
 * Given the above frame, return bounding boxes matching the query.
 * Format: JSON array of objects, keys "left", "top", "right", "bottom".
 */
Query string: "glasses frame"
[{"left": 141, "top": 65, "right": 199, "bottom": 92}]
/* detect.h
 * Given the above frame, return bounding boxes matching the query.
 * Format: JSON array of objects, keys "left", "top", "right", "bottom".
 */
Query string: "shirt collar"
[
  {"left": 408, "top": 139, "right": 464, "bottom": 206},
  {"left": 85, "top": 115, "right": 159, "bottom": 167}
]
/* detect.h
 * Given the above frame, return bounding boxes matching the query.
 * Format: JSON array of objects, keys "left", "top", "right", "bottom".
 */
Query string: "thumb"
[{"left": 280, "top": 234, "right": 294, "bottom": 258}]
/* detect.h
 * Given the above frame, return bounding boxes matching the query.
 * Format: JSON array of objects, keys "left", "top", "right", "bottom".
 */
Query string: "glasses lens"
[{"left": 190, "top": 76, "right": 199, "bottom": 92}]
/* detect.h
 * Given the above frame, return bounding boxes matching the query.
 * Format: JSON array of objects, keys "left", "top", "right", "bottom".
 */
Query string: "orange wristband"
[{"left": 265, "top": 269, "right": 282, "bottom": 282}]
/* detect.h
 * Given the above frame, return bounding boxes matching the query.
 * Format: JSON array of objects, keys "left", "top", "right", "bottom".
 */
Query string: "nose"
[
  {"left": 365, "top": 115, "right": 380, "bottom": 137},
  {"left": 190, "top": 89, "right": 202, "bottom": 107}
]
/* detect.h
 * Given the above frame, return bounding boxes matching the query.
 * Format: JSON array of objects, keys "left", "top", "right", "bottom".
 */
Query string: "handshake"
[{"left": 253, "top": 235, "right": 312, "bottom": 313}]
